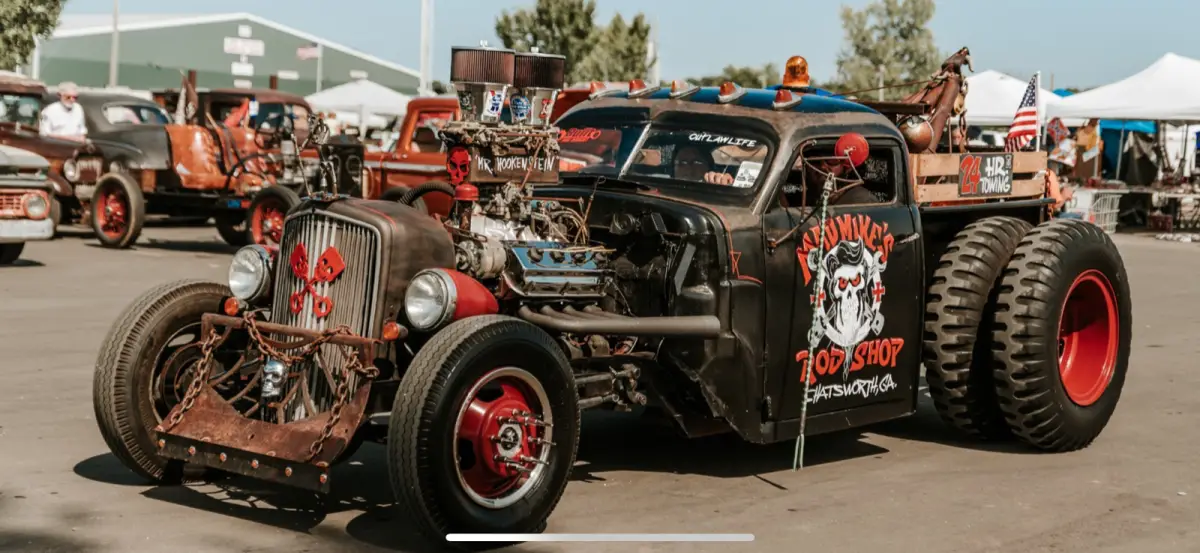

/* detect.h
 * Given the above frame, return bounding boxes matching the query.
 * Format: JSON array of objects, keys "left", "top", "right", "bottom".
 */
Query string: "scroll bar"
[{"left": 446, "top": 534, "right": 755, "bottom": 542}]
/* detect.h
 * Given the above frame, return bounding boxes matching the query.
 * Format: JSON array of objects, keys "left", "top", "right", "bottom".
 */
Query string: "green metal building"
[{"left": 31, "top": 13, "right": 420, "bottom": 96}]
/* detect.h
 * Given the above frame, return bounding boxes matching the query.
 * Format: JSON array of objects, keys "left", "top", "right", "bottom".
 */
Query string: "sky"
[{"left": 60, "top": 0, "right": 1199, "bottom": 89}]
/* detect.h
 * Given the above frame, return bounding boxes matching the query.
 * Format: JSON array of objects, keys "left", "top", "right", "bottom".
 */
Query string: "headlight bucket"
[
  {"left": 22, "top": 192, "right": 48, "bottom": 220},
  {"left": 405, "top": 269, "right": 458, "bottom": 331},
  {"left": 228, "top": 245, "right": 273, "bottom": 302},
  {"left": 63, "top": 159, "right": 79, "bottom": 183}
]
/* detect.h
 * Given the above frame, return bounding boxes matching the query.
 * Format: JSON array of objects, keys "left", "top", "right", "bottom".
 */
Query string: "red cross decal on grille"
[
  {"left": 288, "top": 243, "right": 346, "bottom": 318},
  {"left": 872, "top": 281, "right": 886, "bottom": 303}
]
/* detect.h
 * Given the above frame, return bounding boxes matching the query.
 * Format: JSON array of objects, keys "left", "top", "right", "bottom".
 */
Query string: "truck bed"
[{"left": 910, "top": 150, "right": 1048, "bottom": 206}]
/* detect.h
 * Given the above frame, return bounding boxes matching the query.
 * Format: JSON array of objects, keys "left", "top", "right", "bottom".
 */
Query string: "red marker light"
[
  {"left": 628, "top": 79, "right": 647, "bottom": 92},
  {"left": 719, "top": 81, "right": 737, "bottom": 97}
]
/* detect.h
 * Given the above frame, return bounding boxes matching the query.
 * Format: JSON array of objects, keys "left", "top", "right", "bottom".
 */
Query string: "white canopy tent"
[
  {"left": 961, "top": 70, "right": 1084, "bottom": 127},
  {"left": 1046, "top": 53, "right": 1200, "bottom": 122},
  {"left": 305, "top": 79, "right": 412, "bottom": 132},
  {"left": 1046, "top": 53, "right": 1200, "bottom": 179}
]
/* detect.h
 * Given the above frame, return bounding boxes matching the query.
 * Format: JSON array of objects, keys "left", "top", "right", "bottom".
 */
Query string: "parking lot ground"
[{"left": 1, "top": 226, "right": 1197, "bottom": 553}]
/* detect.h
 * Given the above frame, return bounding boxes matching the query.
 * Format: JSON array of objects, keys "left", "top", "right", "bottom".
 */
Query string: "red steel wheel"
[
  {"left": 251, "top": 198, "right": 287, "bottom": 246},
  {"left": 453, "top": 367, "right": 554, "bottom": 509},
  {"left": 90, "top": 173, "right": 145, "bottom": 249},
  {"left": 1057, "top": 269, "right": 1119, "bottom": 407},
  {"left": 95, "top": 186, "right": 129, "bottom": 240},
  {"left": 247, "top": 186, "right": 300, "bottom": 248}
]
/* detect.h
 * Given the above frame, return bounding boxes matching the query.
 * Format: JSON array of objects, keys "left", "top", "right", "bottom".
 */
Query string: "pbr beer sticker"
[
  {"left": 482, "top": 89, "right": 504, "bottom": 120},
  {"left": 510, "top": 95, "right": 531, "bottom": 121},
  {"left": 794, "top": 213, "right": 905, "bottom": 404}
]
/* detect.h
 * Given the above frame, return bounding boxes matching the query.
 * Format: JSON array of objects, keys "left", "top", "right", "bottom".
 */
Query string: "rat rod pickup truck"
[{"left": 93, "top": 47, "right": 1130, "bottom": 548}]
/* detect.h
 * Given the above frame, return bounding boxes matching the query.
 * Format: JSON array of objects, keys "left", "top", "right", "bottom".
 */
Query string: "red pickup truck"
[{"left": 304, "top": 88, "right": 594, "bottom": 217}]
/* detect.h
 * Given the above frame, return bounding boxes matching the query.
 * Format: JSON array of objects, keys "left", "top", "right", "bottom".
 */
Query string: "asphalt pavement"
[{"left": 1, "top": 224, "right": 1197, "bottom": 553}]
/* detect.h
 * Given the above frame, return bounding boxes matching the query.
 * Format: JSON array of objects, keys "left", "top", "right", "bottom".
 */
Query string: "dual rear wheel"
[{"left": 923, "top": 217, "right": 1131, "bottom": 451}]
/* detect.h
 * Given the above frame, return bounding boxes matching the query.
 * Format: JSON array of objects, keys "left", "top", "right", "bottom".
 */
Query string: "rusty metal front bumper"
[{"left": 155, "top": 313, "right": 378, "bottom": 493}]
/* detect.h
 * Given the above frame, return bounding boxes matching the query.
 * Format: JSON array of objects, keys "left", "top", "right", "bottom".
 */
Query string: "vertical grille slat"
[{"left": 268, "top": 210, "right": 382, "bottom": 422}]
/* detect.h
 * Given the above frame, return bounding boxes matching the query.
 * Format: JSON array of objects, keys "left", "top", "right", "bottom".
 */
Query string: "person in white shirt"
[{"left": 39, "top": 82, "right": 88, "bottom": 141}]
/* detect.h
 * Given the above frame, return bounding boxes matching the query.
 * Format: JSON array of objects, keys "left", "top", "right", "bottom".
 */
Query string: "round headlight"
[
  {"left": 22, "top": 193, "right": 48, "bottom": 220},
  {"left": 405, "top": 269, "right": 458, "bottom": 330},
  {"left": 63, "top": 159, "right": 79, "bottom": 182},
  {"left": 228, "top": 245, "right": 272, "bottom": 302}
]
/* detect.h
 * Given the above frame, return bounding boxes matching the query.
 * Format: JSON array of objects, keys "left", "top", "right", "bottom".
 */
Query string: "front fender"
[{"left": 46, "top": 172, "right": 73, "bottom": 198}]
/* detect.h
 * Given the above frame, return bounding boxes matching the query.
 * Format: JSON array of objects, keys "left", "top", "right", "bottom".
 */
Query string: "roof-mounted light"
[
  {"left": 717, "top": 81, "right": 747, "bottom": 104},
  {"left": 627, "top": 79, "right": 659, "bottom": 99},
  {"left": 668, "top": 79, "right": 699, "bottom": 99},
  {"left": 772, "top": 88, "right": 803, "bottom": 110},
  {"left": 782, "top": 55, "right": 811, "bottom": 89},
  {"left": 588, "top": 81, "right": 623, "bottom": 100}
]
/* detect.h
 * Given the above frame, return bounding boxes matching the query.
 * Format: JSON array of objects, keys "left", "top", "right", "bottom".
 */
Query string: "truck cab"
[{"left": 0, "top": 145, "right": 55, "bottom": 264}]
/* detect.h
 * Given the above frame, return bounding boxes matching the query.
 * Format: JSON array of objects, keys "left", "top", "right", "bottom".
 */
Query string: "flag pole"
[
  {"left": 316, "top": 43, "right": 324, "bottom": 93},
  {"left": 1036, "top": 71, "right": 1046, "bottom": 151}
]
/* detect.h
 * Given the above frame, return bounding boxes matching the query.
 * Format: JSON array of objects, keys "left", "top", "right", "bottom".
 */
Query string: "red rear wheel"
[
  {"left": 89, "top": 173, "right": 144, "bottom": 249},
  {"left": 95, "top": 186, "right": 129, "bottom": 241},
  {"left": 1057, "top": 269, "right": 1119, "bottom": 407}
]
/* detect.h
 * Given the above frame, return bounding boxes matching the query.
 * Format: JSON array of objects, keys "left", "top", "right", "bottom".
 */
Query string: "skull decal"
[
  {"left": 807, "top": 238, "right": 888, "bottom": 381},
  {"left": 446, "top": 146, "right": 471, "bottom": 185}
]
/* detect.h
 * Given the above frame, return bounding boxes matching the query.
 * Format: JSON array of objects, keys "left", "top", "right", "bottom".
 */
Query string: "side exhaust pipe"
[{"left": 517, "top": 305, "right": 721, "bottom": 338}]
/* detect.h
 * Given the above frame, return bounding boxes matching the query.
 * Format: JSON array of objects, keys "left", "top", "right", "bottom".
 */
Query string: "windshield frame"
[
  {"left": 556, "top": 108, "right": 779, "bottom": 200},
  {"left": 0, "top": 92, "right": 44, "bottom": 127}
]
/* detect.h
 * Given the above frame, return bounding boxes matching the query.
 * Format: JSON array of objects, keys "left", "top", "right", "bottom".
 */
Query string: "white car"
[{"left": 0, "top": 145, "right": 55, "bottom": 265}]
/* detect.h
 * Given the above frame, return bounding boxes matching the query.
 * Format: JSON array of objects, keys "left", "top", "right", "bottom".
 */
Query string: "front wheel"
[
  {"left": 0, "top": 243, "right": 25, "bottom": 265},
  {"left": 992, "top": 219, "right": 1132, "bottom": 452},
  {"left": 387, "top": 316, "right": 579, "bottom": 549},
  {"left": 90, "top": 173, "right": 145, "bottom": 249},
  {"left": 247, "top": 186, "right": 301, "bottom": 248},
  {"left": 93, "top": 280, "right": 235, "bottom": 483}
]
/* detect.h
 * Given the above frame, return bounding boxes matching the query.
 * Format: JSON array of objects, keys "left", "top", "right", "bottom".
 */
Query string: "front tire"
[
  {"left": 92, "top": 280, "right": 231, "bottom": 483},
  {"left": 0, "top": 243, "right": 25, "bottom": 265},
  {"left": 992, "top": 219, "right": 1132, "bottom": 451},
  {"left": 90, "top": 172, "right": 145, "bottom": 249},
  {"left": 387, "top": 316, "right": 579, "bottom": 549}
]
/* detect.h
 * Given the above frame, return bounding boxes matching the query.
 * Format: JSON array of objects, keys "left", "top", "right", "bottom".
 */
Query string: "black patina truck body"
[{"left": 95, "top": 74, "right": 1132, "bottom": 549}]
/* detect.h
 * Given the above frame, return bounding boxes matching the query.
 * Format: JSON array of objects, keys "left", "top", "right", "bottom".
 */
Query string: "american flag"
[
  {"left": 296, "top": 43, "right": 321, "bottom": 60},
  {"left": 1005, "top": 74, "right": 1040, "bottom": 152}
]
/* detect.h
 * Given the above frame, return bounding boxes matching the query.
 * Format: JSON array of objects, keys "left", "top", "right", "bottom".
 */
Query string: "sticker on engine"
[
  {"left": 732, "top": 161, "right": 763, "bottom": 187},
  {"left": 510, "top": 95, "right": 531, "bottom": 121},
  {"left": 482, "top": 89, "right": 504, "bottom": 119}
]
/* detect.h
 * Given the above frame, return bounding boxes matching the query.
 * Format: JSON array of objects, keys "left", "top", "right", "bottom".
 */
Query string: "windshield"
[
  {"left": 103, "top": 103, "right": 170, "bottom": 125},
  {"left": 558, "top": 123, "right": 771, "bottom": 189},
  {"left": 0, "top": 94, "right": 42, "bottom": 126}
]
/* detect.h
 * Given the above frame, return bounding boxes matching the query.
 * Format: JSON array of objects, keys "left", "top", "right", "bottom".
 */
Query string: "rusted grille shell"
[
  {"left": 450, "top": 47, "right": 516, "bottom": 85},
  {"left": 514, "top": 52, "right": 566, "bottom": 90},
  {"left": 268, "top": 210, "right": 382, "bottom": 420}
]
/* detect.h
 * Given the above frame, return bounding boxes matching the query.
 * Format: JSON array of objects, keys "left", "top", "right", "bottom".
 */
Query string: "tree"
[
  {"left": 574, "top": 14, "right": 653, "bottom": 82},
  {"left": 833, "top": 0, "right": 941, "bottom": 99},
  {"left": 0, "top": 0, "right": 64, "bottom": 71},
  {"left": 495, "top": 0, "right": 653, "bottom": 84},
  {"left": 691, "top": 63, "right": 781, "bottom": 89}
]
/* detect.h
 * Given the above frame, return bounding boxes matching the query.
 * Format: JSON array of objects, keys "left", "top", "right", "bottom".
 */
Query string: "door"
[
  {"left": 765, "top": 137, "right": 923, "bottom": 421},
  {"left": 379, "top": 105, "right": 457, "bottom": 214}
]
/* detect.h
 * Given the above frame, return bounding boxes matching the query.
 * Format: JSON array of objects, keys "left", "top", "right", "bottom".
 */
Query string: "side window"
[
  {"left": 780, "top": 139, "right": 900, "bottom": 208},
  {"left": 408, "top": 110, "right": 453, "bottom": 153}
]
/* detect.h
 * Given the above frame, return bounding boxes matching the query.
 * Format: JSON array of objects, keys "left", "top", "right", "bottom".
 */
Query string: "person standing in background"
[{"left": 39, "top": 82, "right": 88, "bottom": 141}]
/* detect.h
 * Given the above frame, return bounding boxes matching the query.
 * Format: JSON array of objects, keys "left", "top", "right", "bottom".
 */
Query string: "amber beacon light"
[{"left": 782, "top": 55, "right": 811, "bottom": 88}]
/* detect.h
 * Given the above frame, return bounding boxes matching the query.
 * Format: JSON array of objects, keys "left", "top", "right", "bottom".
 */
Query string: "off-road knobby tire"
[
  {"left": 380, "top": 186, "right": 428, "bottom": 214},
  {"left": 90, "top": 172, "right": 146, "bottom": 249},
  {"left": 214, "top": 212, "right": 250, "bottom": 247},
  {"left": 992, "top": 219, "right": 1131, "bottom": 451},
  {"left": 0, "top": 243, "right": 24, "bottom": 265},
  {"left": 923, "top": 216, "right": 1032, "bottom": 439},
  {"left": 93, "top": 279, "right": 231, "bottom": 484},
  {"left": 387, "top": 315, "right": 579, "bottom": 550}
]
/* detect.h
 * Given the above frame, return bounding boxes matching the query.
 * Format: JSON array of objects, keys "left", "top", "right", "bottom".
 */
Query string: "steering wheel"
[{"left": 253, "top": 112, "right": 291, "bottom": 150}]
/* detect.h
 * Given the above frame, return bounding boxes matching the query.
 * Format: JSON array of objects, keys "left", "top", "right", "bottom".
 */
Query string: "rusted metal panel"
[{"left": 468, "top": 145, "right": 559, "bottom": 184}]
